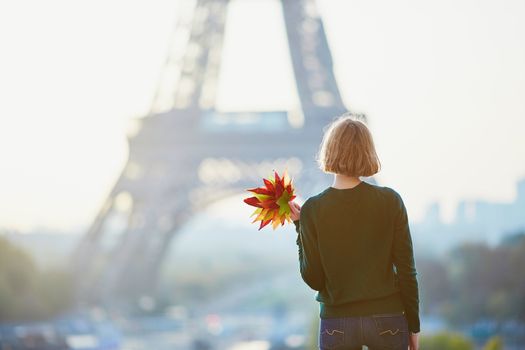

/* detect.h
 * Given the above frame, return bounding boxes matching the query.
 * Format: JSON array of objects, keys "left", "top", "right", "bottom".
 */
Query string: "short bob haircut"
[{"left": 316, "top": 113, "right": 381, "bottom": 177}]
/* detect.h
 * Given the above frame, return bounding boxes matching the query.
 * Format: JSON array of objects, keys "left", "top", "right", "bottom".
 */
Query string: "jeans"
[{"left": 319, "top": 312, "right": 409, "bottom": 350}]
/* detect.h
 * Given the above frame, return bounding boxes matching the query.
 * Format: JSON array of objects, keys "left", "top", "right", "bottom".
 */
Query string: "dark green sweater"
[{"left": 293, "top": 181, "right": 420, "bottom": 333}]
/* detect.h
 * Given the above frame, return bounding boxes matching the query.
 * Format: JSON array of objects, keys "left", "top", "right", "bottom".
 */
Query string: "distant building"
[{"left": 413, "top": 178, "right": 525, "bottom": 253}]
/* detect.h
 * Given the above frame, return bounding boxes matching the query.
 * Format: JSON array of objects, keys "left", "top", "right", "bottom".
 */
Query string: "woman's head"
[{"left": 316, "top": 113, "right": 381, "bottom": 177}]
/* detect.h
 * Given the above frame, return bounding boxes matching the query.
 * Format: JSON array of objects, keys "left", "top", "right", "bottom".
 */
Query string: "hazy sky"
[{"left": 1, "top": 0, "right": 524, "bottom": 232}]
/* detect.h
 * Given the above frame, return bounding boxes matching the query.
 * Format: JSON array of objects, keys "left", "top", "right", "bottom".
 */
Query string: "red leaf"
[
  {"left": 243, "top": 197, "right": 262, "bottom": 207},
  {"left": 274, "top": 170, "right": 281, "bottom": 185},
  {"left": 246, "top": 187, "right": 272, "bottom": 195},
  {"left": 275, "top": 182, "right": 284, "bottom": 199},
  {"left": 259, "top": 200, "right": 279, "bottom": 209},
  {"left": 258, "top": 219, "right": 272, "bottom": 230},
  {"left": 263, "top": 178, "right": 274, "bottom": 191}
]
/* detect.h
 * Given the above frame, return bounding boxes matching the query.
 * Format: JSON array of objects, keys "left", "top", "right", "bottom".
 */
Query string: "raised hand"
[{"left": 288, "top": 200, "right": 301, "bottom": 222}]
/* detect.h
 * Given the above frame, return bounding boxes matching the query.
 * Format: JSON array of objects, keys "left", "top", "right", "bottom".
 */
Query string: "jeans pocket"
[
  {"left": 372, "top": 313, "right": 408, "bottom": 349},
  {"left": 319, "top": 318, "right": 345, "bottom": 349}
]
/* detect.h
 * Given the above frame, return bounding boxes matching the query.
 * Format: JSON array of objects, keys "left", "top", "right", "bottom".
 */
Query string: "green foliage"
[
  {"left": 417, "top": 257, "right": 450, "bottom": 313},
  {"left": 419, "top": 232, "right": 525, "bottom": 325},
  {"left": 483, "top": 336, "right": 504, "bottom": 350},
  {"left": 0, "top": 236, "right": 74, "bottom": 322},
  {"left": 419, "top": 332, "right": 474, "bottom": 350}
]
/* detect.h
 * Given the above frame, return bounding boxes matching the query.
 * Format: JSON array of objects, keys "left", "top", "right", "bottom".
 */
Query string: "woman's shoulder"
[
  {"left": 378, "top": 184, "right": 402, "bottom": 197},
  {"left": 381, "top": 187, "right": 408, "bottom": 213},
  {"left": 365, "top": 182, "right": 405, "bottom": 205},
  {"left": 301, "top": 195, "right": 320, "bottom": 211}
]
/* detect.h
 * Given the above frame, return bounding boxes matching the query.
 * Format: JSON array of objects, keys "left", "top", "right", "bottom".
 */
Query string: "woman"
[{"left": 288, "top": 114, "right": 420, "bottom": 350}]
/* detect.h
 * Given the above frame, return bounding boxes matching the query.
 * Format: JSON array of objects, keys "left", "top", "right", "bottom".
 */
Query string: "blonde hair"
[{"left": 316, "top": 113, "right": 381, "bottom": 177}]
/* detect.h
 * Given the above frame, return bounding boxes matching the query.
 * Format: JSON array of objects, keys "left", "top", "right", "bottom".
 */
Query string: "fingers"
[
  {"left": 291, "top": 201, "right": 301, "bottom": 210},
  {"left": 288, "top": 201, "right": 301, "bottom": 221}
]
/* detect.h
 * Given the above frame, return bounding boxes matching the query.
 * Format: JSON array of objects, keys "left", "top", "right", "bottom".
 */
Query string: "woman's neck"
[{"left": 332, "top": 174, "right": 362, "bottom": 189}]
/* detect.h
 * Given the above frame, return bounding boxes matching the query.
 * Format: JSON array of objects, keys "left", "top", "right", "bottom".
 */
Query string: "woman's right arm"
[{"left": 391, "top": 192, "right": 421, "bottom": 335}]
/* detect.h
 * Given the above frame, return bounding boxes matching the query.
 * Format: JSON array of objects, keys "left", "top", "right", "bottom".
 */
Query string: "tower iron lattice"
[{"left": 72, "top": 0, "right": 366, "bottom": 304}]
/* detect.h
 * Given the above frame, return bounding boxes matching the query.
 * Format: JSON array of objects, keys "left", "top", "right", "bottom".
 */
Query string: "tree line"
[
  {"left": 417, "top": 231, "right": 525, "bottom": 326},
  {"left": 0, "top": 236, "right": 74, "bottom": 323}
]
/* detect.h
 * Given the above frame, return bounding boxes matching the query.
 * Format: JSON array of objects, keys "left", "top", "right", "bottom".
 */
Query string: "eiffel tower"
[{"left": 73, "top": 0, "right": 362, "bottom": 304}]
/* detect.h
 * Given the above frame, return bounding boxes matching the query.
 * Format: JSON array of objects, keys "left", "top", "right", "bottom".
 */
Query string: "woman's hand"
[
  {"left": 288, "top": 201, "right": 301, "bottom": 221},
  {"left": 409, "top": 332, "right": 419, "bottom": 350}
]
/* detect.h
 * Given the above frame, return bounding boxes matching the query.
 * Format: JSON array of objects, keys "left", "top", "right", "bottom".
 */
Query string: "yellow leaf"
[
  {"left": 283, "top": 169, "right": 291, "bottom": 187},
  {"left": 263, "top": 209, "right": 274, "bottom": 220},
  {"left": 254, "top": 208, "right": 269, "bottom": 222},
  {"left": 250, "top": 208, "right": 262, "bottom": 217}
]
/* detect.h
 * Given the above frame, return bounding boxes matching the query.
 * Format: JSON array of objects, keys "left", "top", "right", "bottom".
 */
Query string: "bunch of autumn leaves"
[{"left": 243, "top": 170, "right": 296, "bottom": 230}]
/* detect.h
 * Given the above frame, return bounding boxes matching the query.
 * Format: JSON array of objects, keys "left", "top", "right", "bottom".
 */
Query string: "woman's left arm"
[{"left": 291, "top": 199, "right": 325, "bottom": 291}]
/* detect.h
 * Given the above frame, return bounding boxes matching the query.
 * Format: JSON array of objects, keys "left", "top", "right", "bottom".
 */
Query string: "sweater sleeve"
[
  {"left": 292, "top": 200, "right": 325, "bottom": 292},
  {"left": 392, "top": 193, "right": 421, "bottom": 333}
]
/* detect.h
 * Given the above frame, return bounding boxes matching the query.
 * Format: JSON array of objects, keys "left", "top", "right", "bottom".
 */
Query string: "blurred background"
[{"left": 1, "top": 0, "right": 524, "bottom": 349}]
